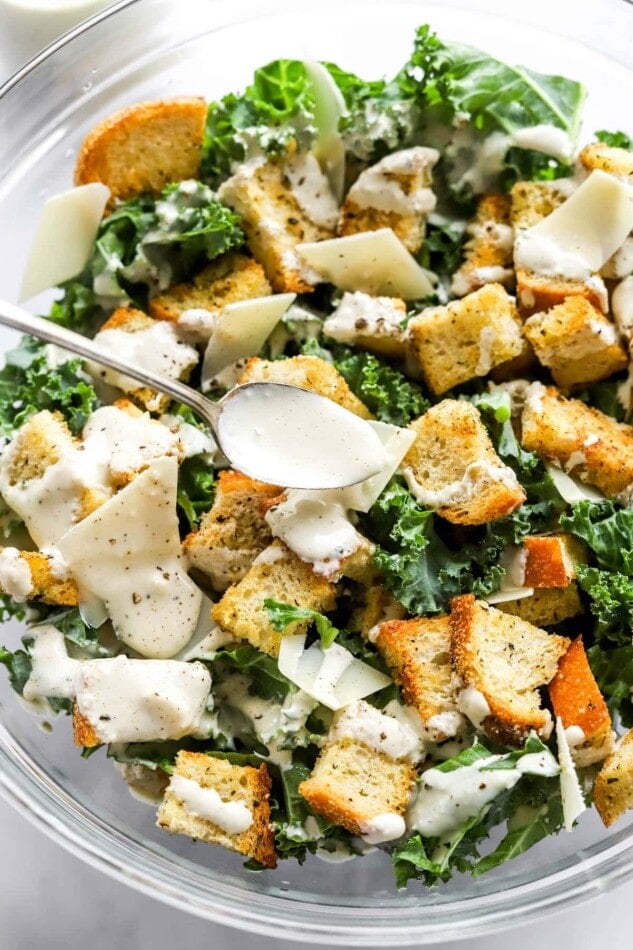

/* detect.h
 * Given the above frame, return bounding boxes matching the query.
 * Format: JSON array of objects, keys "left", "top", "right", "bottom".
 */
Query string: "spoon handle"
[{"left": 0, "top": 299, "right": 220, "bottom": 429}]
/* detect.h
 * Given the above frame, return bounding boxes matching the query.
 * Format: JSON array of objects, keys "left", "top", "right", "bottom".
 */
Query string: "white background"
[{"left": 1, "top": 1, "right": 633, "bottom": 948}]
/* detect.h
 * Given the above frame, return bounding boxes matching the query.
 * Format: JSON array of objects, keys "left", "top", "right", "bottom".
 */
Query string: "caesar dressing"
[
  {"left": 457, "top": 687, "right": 491, "bottom": 730},
  {"left": 323, "top": 291, "right": 406, "bottom": 346},
  {"left": 359, "top": 813, "right": 406, "bottom": 844},
  {"left": 22, "top": 626, "right": 81, "bottom": 702},
  {"left": 167, "top": 774, "right": 253, "bottom": 833},
  {"left": 403, "top": 459, "right": 522, "bottom": 510},
  {"left": 345, "top": 147, "right": 439, "bottom": 216},
  {"left": 284, "top": 152, "right": 339, "bottom": 229},
  {"left": 0, "top": 547, "right": 33, "bottom": 601},
  {"left": 329, "top": 700, "right": 424, "bottom": 764}
]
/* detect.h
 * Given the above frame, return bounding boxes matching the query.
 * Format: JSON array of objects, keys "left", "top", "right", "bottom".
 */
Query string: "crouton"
[
  {"left": 579, "top": 142, "right": 633, "bottom": 179},
  {"left": 74, "top": 98, "right": 207, "bottom": 205},
  {"left": 184, "top": 470, "right": 280, "bottom": 592},
  {"left": 0, "top": 548, "right": 79, "bottom": 606},
  {"left": 407, "top": 284, "right": 525, "bottom": 394},
  {"left": 73, "top": 705, "right": 100, "bottom": 747},
  {"left": 495, "top": 584, "right": 583, "bottom": 627},
  {"left": 503, "top": 534, "right": 586, "bottom": 589},
  {"left": 211, "top": 540, "right": 337, "bottom": 656},
  {"left": 449, "top": 594, "right": 570, "bottom": 745},
  {"left": 157, "top": 751, "right": 277, "bottom": 867},
  {"left": 549, "top": 638, "right": 614, "bottom": 767},
  {"left": 593, "top": 729, "right": 633, "bottom": 827},
  {"left": 520, "top": 382, "right": 633, "bottom": 499},
  {"left": 510, "top": 179, "right": 575, "bottom": 233},
  {"left": 1, "top": 410, "right": 74, "bottom": 485},
  {"left": 451, "top": 194, "right": 514, "bottom": 297},
  {"left": 350, "top": 585, "right": 406, "bottom": 640},
  {"left": 148, "top": 253, "right": 271, "bottom": 333},
  {"left": 338, "top": 147, "right": 439, "bottom": 253},
  {"left": 376, "top": 616, "right": 463, "bottom": 740},
  {"left": 524, "top": 297, "right": 627, "bottom": 390},
  {"left": 322, "top": 292, "right": 408, "bottom": 360},
  {"left": 402, "top": 400, "right": 525, "bottom": 525},
  {"left": 90, "top": 308, "right": 199, "bottom": 413},
  {"left": 238, "top": 356, "right": 372, "bottom": 419},
  {"left": 217, "top": 149, "right": 337, "bottom": 293}
]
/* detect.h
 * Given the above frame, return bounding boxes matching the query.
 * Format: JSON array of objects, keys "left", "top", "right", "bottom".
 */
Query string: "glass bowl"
[{"left": 0, "top": 0, "right": 632, "bottom": 943}]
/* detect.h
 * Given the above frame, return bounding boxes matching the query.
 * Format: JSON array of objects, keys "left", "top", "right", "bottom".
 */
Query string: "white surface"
[{"left": 1, "top": 0, "right": 633, "bottom": 947}]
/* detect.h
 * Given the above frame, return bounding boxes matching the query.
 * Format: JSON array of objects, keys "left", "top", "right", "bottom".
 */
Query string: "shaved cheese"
[
  {"left": 201, "top": 293, "right": 295, "bottom": 388},
  {"left": 278, "top": 634, "right": 391, "bottom": 710},
  {"left": 20, "top": 183, "right": 110, "bottom": 301},
  {"left": 556, "top": 716, "right": 587, "bottom": 832},
  {"left": 545, "top": 463, "right": 605, "bottom": 503},
  {"left": 515, "top": 170, "right": 633, "bottom": 278},
  {"left": 485, "top": 587, "right": 535, "bottom": 605},
  {"left": 304, "top": 59, "right": 347, "bottom": 201},
  {"left": 339, "top": 421, "right": 416, "bottom": 512},
  {"left": 297, "top": 229, "right": 436, "bottom": 299}
]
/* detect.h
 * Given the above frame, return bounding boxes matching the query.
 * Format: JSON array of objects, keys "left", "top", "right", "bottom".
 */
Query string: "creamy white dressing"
[
  {"left": 359, "top": 813, "right": 406, "bottom": 844},
  {"left": 158, "top": 414, "right": 216, "bottom": 460},
  {"left": 602, "top": 236, "right": 633, "bottom": 280},
  {"left": 424, "top": 711, "right": 466, "bottom": 741},
  {"left": 510, "top": 125, "right": 574, "bottom": 163},
  {"left": 22, "top": 626, "right": 81, "bottom": 702},
  {"left": 83, "top": 405, "right": 181, "bottom": 483},
  {"left": 613, "top": 275, "right": 633, "bottom": 338},
  {"left": 0, "top": 547, "right": 33, "bottom": 601},
  {"left": 456, "top": 687, "right": 491, "bottom": 730},
  {"left": 564, "top": 725, "right": 586, "bottom": 748},
  {"left": 284, "top": 152, "right": 339, "bottom": 229},
  {"left": 216, "top": 384, "right": 386, "bottom": 489},
  {"left": 57, "top": 457, "right": 202, "bottom": 659},
  {"left": 451, "top": 265, "right": 514, "bottom": 298},
  {"left": 403, "top": 459, "right": 521, "bottom": 510},
  {"left": 177, "top": 307, "right": 217, "bottom": 344},
  {"left": 323, "top": 291, "right": 406, "bottom": 346},
  {"left": 167, "top": 773, "right": 253, "bottom": 833},
  {"left": 474, "top": 326, "right": 497, "bottom": 376},
  {"left": 329, "top": 699, "right": 423, "bottom": 763},
  {"left": 346, "top": 147, "right": 438, "bottom": 216}
]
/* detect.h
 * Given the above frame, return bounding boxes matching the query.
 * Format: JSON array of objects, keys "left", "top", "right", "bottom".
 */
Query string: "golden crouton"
[
  {"left": 0, "top": 548, "right": 79, "bottom": 607},
  {"left": 450, "top": 594, "right": 570, "bottom": 745},
  {"left": 149, "top": 253, "right": 271, "bottom": 330},
  {"left": 212, "top": 540, "right": 337, "bottom": 656},
  {"left": 496, "top": 584, "right": 584, "bottom": 628},
  {"left": 579, "top": 142, "right": 633, "bottom": 178},
  {"left": 593, "top": 729, "right": 633, "bottom": 827},
  {"left": 407, "top": 284, "right": 525, "bottom": 394},
  {"left": 184, "top": 470, "right": 281, "bottom": 592},
  {"left": 157, "top": 751, "right": 277, "bottom": 868},
  {"left": 522, "top": 534, "right": 586, "bottom": 588},
  {"left": 218, "top": 149, "right": 337, "bottom": 293},
  {"left": 338, "top": 146, "right": 439, "bottom": 253},
  {"left": 510, "top": 179, "right": 574, "bottom": 232},
  {"left": 402, "top": 400, "right": 526, "bottom": 525},
  {"left": 322, "top": 292, "right": 408, "bottom": 361},
  {"left": 350, "top": 585, "right": 406, "bottom": 640},
  {"left": 238, "top": 355, "right": 372, "bottom": 419},
  {"left": 74, "top": 98, "right": 207, "bottom": 205},
  {"left": 451, "top": 194, "right": 514, "bottom": 297},
  {"left": 298, "top": 738, "right": 416, "bottom": 837},
  {"left": 549, "top": 638, "right": 614, "bottom": 767},
  {"left": 524, "top": 297, "right": 627, "bottom": 390},
  {"left": 520, "top": 383, "right": 633, "bottom": 499},
  {"left": 73, "top": 705, "right": 101, "bottom": 747},
  {"left": 376, "top": 616, "right": 462, "bottom": 740}
]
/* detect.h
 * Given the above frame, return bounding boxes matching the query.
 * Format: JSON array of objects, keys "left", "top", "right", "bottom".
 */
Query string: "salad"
[{"left": 1, "top": 22, "right": 633, "bottom": 888}]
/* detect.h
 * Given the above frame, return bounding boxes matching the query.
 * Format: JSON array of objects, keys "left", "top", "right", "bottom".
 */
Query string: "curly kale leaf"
[
  {"left": 264, "top": 599, "right": 340, "bottom": 649},
  {"left": 560, "top": 501, "right": 633, "bottom": 574},
  {"left": 333, "top": 348, "right": 429, "bottom": 426},
  {"left": 595, "top": 130, "right": 632, "bottom": 149}
]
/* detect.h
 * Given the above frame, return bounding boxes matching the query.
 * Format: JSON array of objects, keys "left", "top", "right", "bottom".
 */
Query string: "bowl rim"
[{"left": 1, "top": 0, "right": 633, "bottom": 943}]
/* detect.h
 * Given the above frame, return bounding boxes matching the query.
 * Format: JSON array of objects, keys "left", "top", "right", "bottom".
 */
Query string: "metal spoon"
[{"left": 0, "top": 299, "right": 386, "bottom": 489}]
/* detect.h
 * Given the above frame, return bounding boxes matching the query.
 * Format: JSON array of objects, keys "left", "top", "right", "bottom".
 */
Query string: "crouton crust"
[
  {"left": 74, "top": 98, "right": 207, "bottom": 204},
  {"left": 593, "top": 729, "right": 633, "bottom": 827},
  {"left": 496, "top": 585, "right": 583, "bottom": 628},
  {"left": 73, "top": 705, "right": 101, "bottom": 747},
  {"left": 15, "top": 551, "right": 79, "bottom": 606},
  {"left": 579, "top": 142, "right": 633, "bottom": 178},
  {"left": 451, "top": 193, "right": 514, "bottom": 297},
  {"left": 523, "top": 535, "right": 586, "bottom": 588}
]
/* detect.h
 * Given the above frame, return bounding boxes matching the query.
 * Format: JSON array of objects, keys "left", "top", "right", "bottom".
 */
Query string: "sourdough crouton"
[
  {"left": 74, "top": 98, "right": 207, "bottom": 204},
  {"left": 322, "top": 292, "right": 408, "bottom": 360},
  {"left": 90, "top": 308, "right": 199, "bottom": 413},
  {"left": 218, "top": 149, "right": 337, "bottom": 293},
  {"left": 1, "top": 409, "right": 73, "bottom": 484},
  {"left": 148, "top": 253, "right": 271, "bottom": 334},
  {"left": 376, "top": 616, "right": 464, "bottom": 740},
  {"left": 211, "top": 540, "right": 337, "bottom": 656},
  {"left": 524, "top": 297, "right": 627, "bottom": 389},
  {"left": 505, "top": 534, "right": 586, "bottom": 589},
  {"left": 407, "top": 284, "right": 525, "bottom": 394},
  {"left": 238, "top": 355, "right": 372, "bottom": 419},
  {"left": 73, "top": 706, "right": 100, "bottom": 747},
  {"left": 0, "top": 548, "right": 78, "bottom": 606},
  {"left": 350, "top": 585, "right": 406, "bottom": 640},
  {"left": 338, "top": 147, "right": 439, "bottom": 253},
  {"left": 593, "top": 729, "right": 633, "bottom": 827},
  {"left": 549, "top": 638, "right": 614, "bottom": 767},
  {"left": 450, "top": 594, "right": 570, "bottom": 745},
  {"left": 510, "top": 179, "right": 575, "bottom": 232},
  {"left": 157, "top": 751, "right": 277, "bottom": 867},
  {"left": 496, "top": 584, "right": 583, "bottom": 627},
  {"left": 520, "top": 382, "right": 633, "bottom": 499},
  {"left": 579, "top": 142, "right": 633, "bottom": 179},
  {"left": 184, "top": 470, "right": 281, "bottom": 592},
  {"left": 451, "top": 194, "right": 514, "bottom": 297},
  {"left": 402, "top": 400, "right": 525, "bottom": 525}
]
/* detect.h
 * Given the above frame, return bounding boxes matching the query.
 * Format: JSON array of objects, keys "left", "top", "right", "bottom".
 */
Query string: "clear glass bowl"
[{"left": 0, "top": 0, "right": 632, "bottom": 943}]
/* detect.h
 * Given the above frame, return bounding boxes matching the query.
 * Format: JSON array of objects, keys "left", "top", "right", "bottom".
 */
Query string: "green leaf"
[
  {"left": 333, "top": 348, "right": 430, "bottom": 426},
  {"left": 560, "top": 501, "right": 633, "bottom": 574},
  {"left": 213, "top": 644, "right": 295, "bottom": 703},
  {"left": 48, "top": 281, "right": 101, "bottom": 334},
  {"left": 595, "top": 129, "right": 633, "bottom": 149},
  {"left": 37, "top": 608, "right": 110, "bottom": 657},
  {"left": 0, "top": 645, "right": 32, "bottom": 694},
  {"left": 575, "top": 566, "right": 633, "bottom": 646},
  {"left": 177, "top": 455, "right": 215, "bottom": 530},
  {"left": 264, "top": 598, "right": 339, "bottom": 648},
  {"left": 417, "top": 219, "right": 466, "bottom": 279}
]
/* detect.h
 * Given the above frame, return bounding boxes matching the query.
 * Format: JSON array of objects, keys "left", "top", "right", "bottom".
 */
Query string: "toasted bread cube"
[
  {"left": 338, "top": 147, "right": 439, "bottom": 254},
  {"left": 376, "top": 616, "right": 463, "bottom": 740},
  {"left": 322, "top": 292, "right": 408, "bottom": 360},
  {"left": 524, "top": 298, "right": 627, "bottom": 389},
  {"left": 149, "top": 253, "right": 272, "bottom": 332},
  {"left": 450, "top": 594, "right": 570, "bottom": 745},
  {"left": 0, "top": 548, "right": 79, "bottom": 607},
  {"left": 184, "top": 470, "right": 280, "bottom": 592},
  {"left": 407, "top": 284, "right": 525, "bottom": 394},
  {"left": 510, "top": 179, "right": 575, "bottom": 232},
  {"left": 549, "top": 638, "right": 614, "bottom": 767},
  {"left": 521, "top": 382, "right": 633, "bottom": 499},
  {"left": 521, "top": 534, "right": 586, "bottom": 588},
  {"left": 402, "top": 400, "right": 525, "bottom": 525},
  {"left": 496, "top": 584, "right": 583, "bottom": 627},
  {"left": 218, "top": 149, "right": 337, "bottom": 293},
  {"left": 579, "top": 142, "right": 633, "bottom": 178},
  {"left": 451, "top": 194, "right": 514, "bottom": 297},
  {"left": 73, "top": 705, "right": 100, "bottom": 747},
  {"left": 157, "top": 751, "right": 277, "bottom": 868},
  {"left": 593, "top": 729, "right": 633, "bottom": 827},
  {"left": 298, "top": 737, "right": 416, "bottom": 837},
  {"left": 350, "top": 585, "right": 406, "bottom": 640},
  {"left": 74, "top": 98, "right": 207, "bottom": 205},
  {"left": 238, "top": 355, "right": 372, "bottom": 419},
  {"left": 91, "top": 308, "right": 198, "bottom": 412},
  {"left": 212, "top": 540, "right": 336, "bottom": 656}
]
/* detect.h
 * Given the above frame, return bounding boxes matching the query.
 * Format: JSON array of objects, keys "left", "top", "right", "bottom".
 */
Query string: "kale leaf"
[
  {"left": 333, "top": 348, "right": 429, "bottom": 426},
  {"left": 177, "top": 455, "right": 215, "bottom": 531},
  {"left": 264, "top": 599, "right": 340, "bottom": 648},
  {"left": 560, "top": 501, "right": 633, "bottom": 574},
  {"left": 575, "top": 566, "right": 633, "bottom": 646},
  {"left": 212, "top": 644, "right": 295, "bottom": 703},
  {"left": 595, "top": 130, "right": 632, "bottom": 149},
  {"left": 0, "top": 645, "right": 32, "bottom": 694}
]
